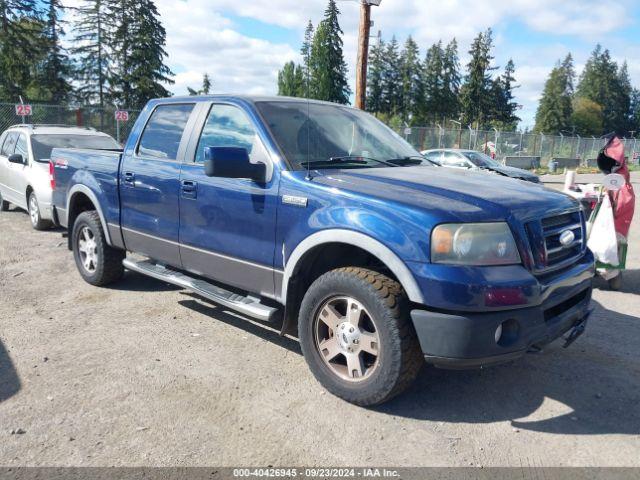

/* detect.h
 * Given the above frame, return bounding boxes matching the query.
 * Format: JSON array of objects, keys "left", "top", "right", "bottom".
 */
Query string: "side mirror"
[
  {"left": 8, "top": 154, "right": 25, "bottom": 165},
  {"left": 203, "top": 147, "right": 266, "bottom": 183}
]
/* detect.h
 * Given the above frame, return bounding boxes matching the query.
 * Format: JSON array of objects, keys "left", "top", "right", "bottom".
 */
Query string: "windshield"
[
  {"left": 462, "top": 151, "right": 501, "bottom": 168},
  {"left": 31, "top": 134, "right": 121, "bottom": 162},
  {"left": 255, "top": 101, "right": 426, "bottom": 170}
]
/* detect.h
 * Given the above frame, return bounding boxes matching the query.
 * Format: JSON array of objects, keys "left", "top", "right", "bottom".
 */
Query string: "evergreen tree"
[
  {"left": 629, "top": 88, "right": 640, "bottom": 134},
  {"left": 422, "top": 41, "right": 444, "bottom": 123},
  {"left": 110, "top": 0, "right": 173, "bottom": 108},
  {"left": 441, "top": 39, "right": 461, "bottom": 122},
  {"left": 571, "top": 97, "right": 603, "bottom": 136},
  {"left": 380, "top": 35, "right": 401, "bottom": 115},
  {"left": 309, "top": 0, "right": 350, "bottom": 104},
  {"left": 187, "top": 73, "right": 213, "bottom": 96},
  {"left": 366, "top": 38, "right": 385, "bottom": 113},
  {"left": 534, "top": 54, "right": 574, "bottom": 134},
  {"left": 202, "top": 73, "right": 212, "bottom": 95},
  {"left": 490, "top": 59, "right": 519, "bottom": 130},
  {"left": 0, "top": 0, "right": 40, "bottom": 100},
  {"left": 277, "top": 61, "right": 304, "bottom": 97},
  {"left": 616, "top": 62, "right": 633, "bottom": 133},
  {"left": 460, "top": 29, "right": 497, "bottom": 128},
  {"left": 32, "top": 0, "right": 72, "bottom": 103},
  {"left": 399, "top": 36, "right": 423, "bottom": 124},
  {"left": 576, "top": 45, "right": 629, "bottom": 133},
  {"left": 72, "top": 0, "right": 112, "bottom": 106}
]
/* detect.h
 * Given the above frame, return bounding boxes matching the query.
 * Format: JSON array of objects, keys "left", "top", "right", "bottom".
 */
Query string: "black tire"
[
  {"left": 27, "top": 191, "right": 52, "bottom": 230},
  {"left": 0, "top": 190, "right": 9, "bottom": 211},
  {"left": 72, "top": 211, "right": 125, "bottom": 286},
  {"left": 298, "top": 267, "right": 423, "bottom": 406},
  {"left": 608, "top": 273, "right": 622, "bottom": 291}
]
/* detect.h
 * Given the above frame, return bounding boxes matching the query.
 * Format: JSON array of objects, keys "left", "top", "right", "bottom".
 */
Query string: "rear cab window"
[
  {"left": 137, "top": 104, "right": 195, "bottom": 160},
  {"left": 30, "top": 134, "right": 121, "bottom": 163}
]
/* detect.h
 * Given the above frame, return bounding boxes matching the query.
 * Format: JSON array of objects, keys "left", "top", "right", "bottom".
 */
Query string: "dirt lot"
[{"left": 1, "top": 177, "right": 639, "bottom": 467}]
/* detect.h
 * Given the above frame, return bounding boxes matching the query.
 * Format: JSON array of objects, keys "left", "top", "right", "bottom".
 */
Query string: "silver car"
[
  {"left": 0, "top": 125, "right": 120, "bottom": 229},
  {"left": 422, "top": 148, "right": 540, "bottom": 183}
]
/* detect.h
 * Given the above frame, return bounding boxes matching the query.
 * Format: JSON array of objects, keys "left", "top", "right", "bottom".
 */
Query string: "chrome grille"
[{"left": 527, "top": 210, "right": 586, "bottom": 273}]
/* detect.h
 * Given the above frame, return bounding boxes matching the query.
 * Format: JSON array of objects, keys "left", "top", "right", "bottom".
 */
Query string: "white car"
[{"left": 0, "top": 125, "right": 120, "bottom": 230}]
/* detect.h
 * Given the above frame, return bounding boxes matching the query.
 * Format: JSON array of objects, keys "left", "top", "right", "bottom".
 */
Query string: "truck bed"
[{"left": 51, "top": 147, "right": 123, "bottom": 231}]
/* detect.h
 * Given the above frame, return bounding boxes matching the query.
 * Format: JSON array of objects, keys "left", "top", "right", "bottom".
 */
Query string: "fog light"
[
  {"left": 494, "top": 323, "right": 503, "bottom": 343},
  {"left": 495, "top": 319, "right": 520, "bottom": 347}
]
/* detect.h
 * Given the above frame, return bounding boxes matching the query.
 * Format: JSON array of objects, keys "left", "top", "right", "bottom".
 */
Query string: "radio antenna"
[{"left": 305, "top": 31, "right": 312, "bottom": 180}]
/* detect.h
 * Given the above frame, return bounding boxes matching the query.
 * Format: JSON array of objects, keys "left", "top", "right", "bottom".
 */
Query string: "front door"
[
  {"left": 119, "top": 103, "right": 196, "bottom": 267},
  {"left": 179, "top": 103, "right": 279, "bottom": 298},
  {"left": 0, "top": 133, "right": 20, "bottom": 205}
]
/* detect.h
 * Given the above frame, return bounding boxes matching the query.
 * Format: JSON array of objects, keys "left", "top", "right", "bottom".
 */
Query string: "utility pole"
[{"left": 355, "top": 0, "right": 381, "bottom": 110}]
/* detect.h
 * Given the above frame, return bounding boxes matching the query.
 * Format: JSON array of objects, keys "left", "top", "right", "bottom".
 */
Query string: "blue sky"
[{"left": 65, "top": 0, "right": 640, "bottom": 128}]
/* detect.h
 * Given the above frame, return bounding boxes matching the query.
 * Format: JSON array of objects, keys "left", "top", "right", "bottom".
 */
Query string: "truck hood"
[{"left": 311, "top": 166, "right": 577, "bottom": 223}]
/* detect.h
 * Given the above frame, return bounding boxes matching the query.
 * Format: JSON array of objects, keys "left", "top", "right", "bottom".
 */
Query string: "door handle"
[
  {"left": 123, "top": 172, "right": 135, "bottom": 186},
  {"left": 181, "top": 180, "right": 197, "bottom": 199}
]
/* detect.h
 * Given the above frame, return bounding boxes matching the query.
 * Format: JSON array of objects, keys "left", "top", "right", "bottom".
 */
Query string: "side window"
[
  {"left": 14, "top": 134, "right": 28, "bottom": 161},
  {"left": 195, "top": 104, "right": 264, "bottom": 164},
  {"left": 138, "top": 104, "right": 195, "bottom": 160},
  {"left": 424, "top": 151, "right": 442, "bottom": 163},
  {"left": 1, "top": 133, "right": 18, "bottom": 157},
  {"left": 442, "top": 152, "right": 467, "bottom": 167}
]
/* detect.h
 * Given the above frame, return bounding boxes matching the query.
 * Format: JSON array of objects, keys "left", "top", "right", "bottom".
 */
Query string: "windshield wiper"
[{"left": 301, "top": 156, "right": 397, "bottom": 168}]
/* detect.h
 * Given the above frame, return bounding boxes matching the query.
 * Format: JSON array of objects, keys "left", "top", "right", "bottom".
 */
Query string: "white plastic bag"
[{"left": 587, "top": 195, "right": 619, "bottom": 266}]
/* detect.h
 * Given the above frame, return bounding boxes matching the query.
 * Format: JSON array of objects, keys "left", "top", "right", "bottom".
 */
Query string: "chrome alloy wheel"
[
  {"left": 29, "top": 195, "right": 39, "bottom": 226},
  {"left": 314, "top": 296, "right": 381, "bottom": 382},
  {"left": 77, "top": 226, "right": 99, "bottom": 274}
]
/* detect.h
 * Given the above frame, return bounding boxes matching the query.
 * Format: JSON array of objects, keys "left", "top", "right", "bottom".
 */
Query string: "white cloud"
[
  {"left": 63, "top": 0, "right": 638, "bottom": 128},
  {"left": 154, "top": 0, "right": 297, "bottom": 96}
]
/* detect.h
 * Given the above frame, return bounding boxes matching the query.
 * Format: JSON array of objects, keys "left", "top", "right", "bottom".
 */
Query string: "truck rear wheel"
[
  {"left": 298, "top": 267, "right": 423, "bottom": 406},
  {"left": 72, "top": 211, "right": 125, "bottom": 286}
]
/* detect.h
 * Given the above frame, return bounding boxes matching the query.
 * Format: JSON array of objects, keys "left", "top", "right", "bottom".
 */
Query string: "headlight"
[{"left": 431, "top": 223, "right": 521, "bottom": 265}]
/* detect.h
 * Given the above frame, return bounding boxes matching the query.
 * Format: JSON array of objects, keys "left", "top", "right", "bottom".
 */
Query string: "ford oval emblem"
[{"left": 559, "top": 229, "right": 576, "bottom": 247}]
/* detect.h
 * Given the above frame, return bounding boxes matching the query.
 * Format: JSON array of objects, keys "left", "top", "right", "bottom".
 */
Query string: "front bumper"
[{"left": 411, "top": 277, "right": 593, "bottom": 369}]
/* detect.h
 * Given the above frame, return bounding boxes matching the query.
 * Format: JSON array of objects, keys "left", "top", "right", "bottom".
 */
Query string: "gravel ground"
[{"left": 0, "top": 178, "right": 639, "bottom": 467}]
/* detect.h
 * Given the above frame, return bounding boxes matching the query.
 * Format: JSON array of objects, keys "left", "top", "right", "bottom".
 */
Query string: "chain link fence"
[
  {"left": 400, "top": 126, "right": 640, "bottom": 168},
  {"left": 1, "top": 103, "right": 141, "bottom": 144},
  {"left": 2, "top": 103, "right": 639, "bottom": 168}
]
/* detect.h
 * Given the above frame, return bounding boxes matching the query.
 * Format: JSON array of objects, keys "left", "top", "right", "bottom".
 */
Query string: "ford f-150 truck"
[{"left": 50, "top": 96, "right": 594, "bottom": 406}]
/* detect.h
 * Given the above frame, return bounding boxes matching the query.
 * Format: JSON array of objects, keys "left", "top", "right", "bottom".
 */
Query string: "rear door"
[
  {"left": 12, "top": 134, "right": 30, "bottom": 205},
  {"left": 119, "top": 103, "right": 197, "bottom": 267},
  {"left": 178, "top": 102, "right": 280, "bottom": 297}
]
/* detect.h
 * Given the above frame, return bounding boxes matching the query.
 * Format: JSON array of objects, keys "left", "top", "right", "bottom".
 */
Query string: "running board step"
[{"left": 122, "top": 259, "right": 279, "bottom": 322}]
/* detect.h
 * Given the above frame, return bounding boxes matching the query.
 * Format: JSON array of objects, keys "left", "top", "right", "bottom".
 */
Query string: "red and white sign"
[
  {"left": 115, "top": 110, "right": 129, "bottom": 122},
  {"left": 15, "top": 104, "right": 32, "bottom": 116}
]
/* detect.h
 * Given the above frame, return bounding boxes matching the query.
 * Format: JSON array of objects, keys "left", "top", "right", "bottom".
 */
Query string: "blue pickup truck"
[{"left": 50, "top": 96, "right": 594, "bottom": 406}]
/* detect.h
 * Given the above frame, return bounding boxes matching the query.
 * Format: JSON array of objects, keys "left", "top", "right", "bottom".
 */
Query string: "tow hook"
[{"left": 562, "top": 309, "right": 593, "bottom": 349}]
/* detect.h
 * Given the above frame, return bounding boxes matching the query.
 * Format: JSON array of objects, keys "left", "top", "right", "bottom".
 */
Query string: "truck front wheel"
[
  {"left": 72, "top": 211, "right": 125, "bottom": 286},
  {"left": 298, "top": 267, "right": 423, "bottom": 406}
]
